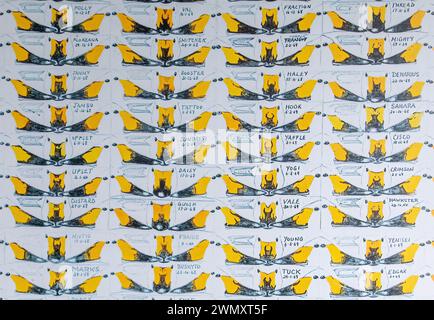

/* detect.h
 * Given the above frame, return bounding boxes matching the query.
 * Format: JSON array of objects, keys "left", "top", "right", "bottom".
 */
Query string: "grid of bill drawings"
[{"left": 0, "top": 0, "right": 433, "bottom": 300}]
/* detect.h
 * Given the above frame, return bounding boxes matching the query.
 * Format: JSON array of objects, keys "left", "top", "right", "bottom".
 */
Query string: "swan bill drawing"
[
  {"left": 7, "top": 204, "right": 103, "bottom": 228},
  {"left": 113, "top": 206, "right": 210, "bottom": 232},
  {"left": 9, "top": 270, "right": 104, "bottom": 296},
  {"left": 10, "top": 40, "right": 106, "bottom": 66},
  {"left": 222, "top": 41, "right": 317, "bottom": 67},
  {"left": 11, "top": 108, "right": 105, "bottom": 133},
  {"left": 7, "top": 237, "right": 105, "bottom": 264},
  {"left": 327, "top": 42, "right": 422, "bottom": 65},
  {"left": 12, "top": 143, "right": 105, "bottom": 166},
  {"left": 221, "top": 10, "right": 318, "bottom": 34},
  {"left": 119, "top": 75, "right": 210, "bottom": 100},
  {"left": 329, "top": 174, "right": 421, "bottom": 196},
  {"left": 117, "top": 9, "right": 210, "bottom": 35},
  {"left": 327, "top": 111, "right": 424, "bottom": 133},
  {"left": 10, "top": 173, "right": 103, "bottom": 197},
  {"left": 11, "top": 9, "right": 106, "bottom": 34},
  {"left": 9, "top": 74, "right": 105, "bottom": 101},
  {"left": 328, "top": 204, "right": 422, "bottom": 228},
  {"left": 117, "top": 40, "right": 210, "bottom": 67},
  {"left": 219, "top": 206, "right": 314, "bottom": 229},
  {"left": 327, "top": 7, "right": 427, "bottom": 33},
  {"left": 219, "top": 273, "right": 312, "bottom": 297},
  {"left": 223, "top": 75, "right": 317, "bottom": 101},
  {"left": 326, "top": 241, "right": 420, "bottom": 266},
  {"left": 329, "top": 141, "right": 423, "bottom": 163},
  {"left": 117, "top": 238, "right": 210, "bottom": 263},
  {"left": 326, "top": 273, "right": 419, "bottom": 297},
  {"left": 219, "top": 241, "right": 312, "bottom": 266}
]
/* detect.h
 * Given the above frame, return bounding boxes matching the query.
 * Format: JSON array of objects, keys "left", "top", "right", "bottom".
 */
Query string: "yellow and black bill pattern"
[
  {"left": 223, "top": 77, "right": 317, "bottom": 101},
  {"left": 114, "top": 207, "right": 209, "bottom": 232},
  {"left": 219, "top": 274, "right": 312, "bottom": 297},
  {"left": 327, "top": 111, "right": 423, "bottom": 133},
  {"left": 11, "top": 10, "right": 106, "bottom": 34},
  {"left": 379, "top": 175, "right": 421, "bottom": 196},
  {"left": 328, "top": 78, "right": 426, "bottom": 102},
  {"left": 327, "top": 243, "right": 373, "bottom": 266},
  {"left": 221, "top": 141, "right": 265, "bottom": 164},
  {"left": 171, "top": 272, "right": 210, "bottom": 294},
  {"left": 272, "top": 111, "right": 317, "bottom": 133},
  {"left": 167, "top": 239, "right": 210, "bottom": 262},
  {"left": 10, "top": 176, "right": 54, "bottom": 196},
  {"left": 219, "top": 243, "right": 266, "bottom": 265},
  {"left": 65, "top": 241, "right": 106, "bottom": 263},
  {"left": 153, "top": 169, "right": 172, "bottom": 197},
  {"left": 117, "top": 43, "right": 210, "bottom": 67},
  {"left": 221, "top": 174, "right": 267, "bottom": 196},
  {"left": 58, "top": 208, "right": 103, "bottom": 228},
  {"left": 12, "top": 145, "right": 56, "bottom": 166},
  {"left": 327, "top": 43, "right": 371, "bottom": 65},
  {"left": 271, "top": 207, "right": 315, "bottom": 229},
  {"left": 119, "top": 78, "right": 210, "bottom": 100},
  {"left": 326, "top": 276, "right": 371, "bottom": 297},
  {"left": 113, "top": 208, "right": 152, "bottom": 230},
  {"left": 117, "top": 12, "right": 209, "bottom": 35},
  {"left": 385, "top": 10, "right": 427, "bottom": 32},
  {"left": 222, "top": 44, "right": 316, "bottom": 67},
  {"left": 10, "top": 41, "right": 105, "bottom": 66},
  {"left": 10, "top": 274, "right": 57, "bottom": 295},
  {"left": 385, "top": 81, "right": 426, "bottom": 102},
  {"left": 115, "top": 272, "right": 153, "bottom": 293},
  {"left": 327, "top": 9, "right": 426, "bottom": 33},
  {"left": 326, "top": 274, "right": 419, "bottom": 297},
  {"left": 117, "top": 239, "right": 161, "bottom": 263},
  {"left": 380, "top": 43, "right": 422, "bottom": 64},
  {"left": 155, "top": 266, "right": 172, "bottom": 294},
  {"left": 9, "top": 78, "right": 105, "bottom": 101},
  {"left": 329, "top": 142, "right": 423, "bottom": 163},
  {"left": 9, "top": 272, "right": 104, "bottom": 296},
  {"left": 117, "top": 110, "right": 163, "bottom": 133},
  {"left": 219, "top": 242, "right": 311, "bottom": 266},
  {"left": 271, "top": 277, "right": 312, "bottom": 296},
  {"left": 7, "top": 205, "right": 53, "bottom": 227},
  {"left": 329, "top": 175, "right": 375, "bottom": 196},
  {"left": 168, "top": 111, "right": 213, "bottom": 133},
  {"left": 329, "top": 174, "right": 421, "bottom": 196},
  {"left": 170, "top": 176, "right": 213, "bottom": 198},
  {"left": 116, "top": 144, "right": 163, "bottom": 165},
  {"left": 271, "top": 141, "right": 316, "bottom": 162},
  {"left": 220, "top": 111, "right": 263, "bottom": 132},
  {"left": 8, "top": 239, "right": 105, "bottom": 264},
  {"left": 271, "top": 175, "right": 314, "bottom": 196},
  {"left": 328, "top": 41, "right": 422, "bottom": 65},
  {"left": 168, "top": 210, "right": 210, "bottom": 231},
  {"left": 8, "top": 242, "right": 47, "bottom": 263},
  {"left": 385, "top": 112, "right": 423, "bottom": 132},
  {"left": 269, "top": 246, "right": 313, "bottom": 266},
  {"left": 218, "top": 206, "right": 262, "bottom": 229},
  {"left": 9, "top": 109, "right": 104, "bottom": 133},
  {"left": 328, "top": 205, "right": 421, "bottom": 228},
  {"left": 221, "top": 12, "right": 317, "bottom": 35},
  {"left": 327, "top": 115, "right": 361, "bottom": 133},
  {"left": 114, "top": 175, "right": 153, "bottom": 197},
  {"left": 61, "top": 276, "right": 105, "bottom": 295},
  {"left": 7, "top": 205, "right": 102, "bottom": 228},
  {"left": 328, "top": 81, "right": 366, "bottom": 102},
  {"left": 12, "top": 145, "right": 104, "bottom": 166},
  {"left": 327, "top": 11, "right": 367, "bottom": 32},
  {"left": 219, "top": 275, "right": 264, "bottom": 296}
]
